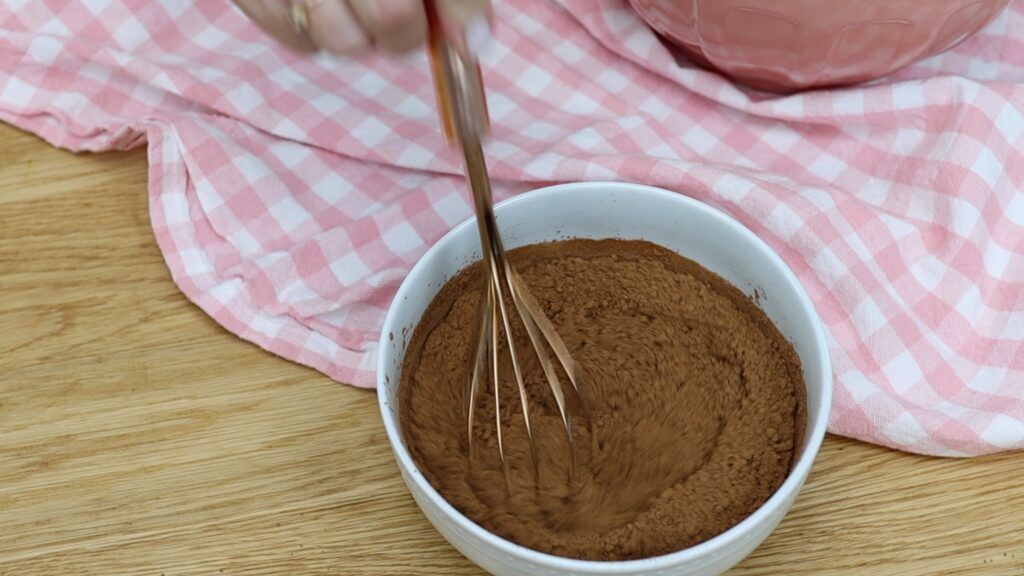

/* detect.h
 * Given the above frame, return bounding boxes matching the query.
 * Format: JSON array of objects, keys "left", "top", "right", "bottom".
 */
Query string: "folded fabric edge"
[{"left": 143, "top": 123, "right": 379, "bottom": 390}]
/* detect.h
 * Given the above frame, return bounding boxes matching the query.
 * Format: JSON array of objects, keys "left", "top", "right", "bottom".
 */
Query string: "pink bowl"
[{"left": 629, "top": 0, "right": 1011, "bottom": 91}]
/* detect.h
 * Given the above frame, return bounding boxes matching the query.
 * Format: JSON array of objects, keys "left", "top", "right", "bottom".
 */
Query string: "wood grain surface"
[{"left": 1, "top": 122, "right": 1022, "bottom": 576}]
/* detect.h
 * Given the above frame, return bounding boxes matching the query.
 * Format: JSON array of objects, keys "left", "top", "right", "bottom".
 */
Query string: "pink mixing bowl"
[{"left": 629, "top": 0, "right": 1012, "bottom": 91}]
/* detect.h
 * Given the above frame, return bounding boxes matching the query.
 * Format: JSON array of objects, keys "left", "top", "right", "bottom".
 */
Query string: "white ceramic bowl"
[{"left": 377, "top": 181, "right": 832, "bottom": 576}]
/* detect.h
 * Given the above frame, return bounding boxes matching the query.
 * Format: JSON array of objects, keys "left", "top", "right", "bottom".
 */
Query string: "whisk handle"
[{"left": 424, "top": 0, "right": 491, "bottom": 148}]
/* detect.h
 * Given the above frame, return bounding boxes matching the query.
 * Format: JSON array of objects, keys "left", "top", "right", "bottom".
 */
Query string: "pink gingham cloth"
[{"left": 2, "top": 0, "right": 1022, "bottom": 457}]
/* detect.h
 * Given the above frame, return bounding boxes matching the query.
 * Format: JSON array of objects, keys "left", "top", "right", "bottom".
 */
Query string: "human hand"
[{"left": 232, "top": 0, "right": 491, "bottom": 56}]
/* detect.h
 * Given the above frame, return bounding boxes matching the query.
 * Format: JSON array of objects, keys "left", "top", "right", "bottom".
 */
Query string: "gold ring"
[{"left": 289, "top": 0, "right": 325, "bottom": 36}]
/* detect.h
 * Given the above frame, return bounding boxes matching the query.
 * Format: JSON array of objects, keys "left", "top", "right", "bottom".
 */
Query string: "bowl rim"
[{"left": 376, "top": 180, "right": 833, "bottom": 572}]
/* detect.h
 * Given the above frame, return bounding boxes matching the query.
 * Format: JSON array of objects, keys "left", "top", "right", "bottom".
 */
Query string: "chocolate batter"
[{"left": 399, "top": 239, "right": 806, "bottom": 561}]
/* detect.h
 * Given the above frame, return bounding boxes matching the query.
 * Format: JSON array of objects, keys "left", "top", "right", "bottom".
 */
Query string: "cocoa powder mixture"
[{"left": 399, "top": 239, "right": 806, "bottom": 561}]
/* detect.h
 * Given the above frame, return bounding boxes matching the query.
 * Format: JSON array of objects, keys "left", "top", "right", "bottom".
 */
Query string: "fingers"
[
  {"left": 234, "top": 0, "right": 492, "bottom": 56},
  {"left": 435, "top": 0, "right": 491, "bottom": 27},
  {"left": 306, "top": 0, "right": 371, "bottom": 55},
  {"left": 233, "top": 0, "right": 318, "bottom": 53},
  {"left": 348, "top": 0, "right": 426, "bottom": 54}
]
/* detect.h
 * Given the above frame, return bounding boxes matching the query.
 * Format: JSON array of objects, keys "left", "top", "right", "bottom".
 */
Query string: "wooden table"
[{"left": 1, "top": 122, "right": 1022, "bottom": 576}]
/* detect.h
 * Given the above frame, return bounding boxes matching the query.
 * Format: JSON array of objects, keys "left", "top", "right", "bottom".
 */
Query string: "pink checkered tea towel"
[{"left": 1, "top": 0, "right": 1022, "bottom": 456}]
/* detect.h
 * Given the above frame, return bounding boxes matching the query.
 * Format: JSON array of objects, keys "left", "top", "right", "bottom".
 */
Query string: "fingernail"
[
  {"left": 464, "top": 15, "right": 491, "bottom": 54},
  {"left": 310, "top": 0, "right": 369, "bottom": 55},
  {"left": 335, "top": 15, "right": 370, "bottom": 52}
]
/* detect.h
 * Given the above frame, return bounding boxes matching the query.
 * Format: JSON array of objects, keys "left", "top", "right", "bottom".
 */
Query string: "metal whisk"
[{"left": 425, "top": 4, "right": 590, "bottom": 481}]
